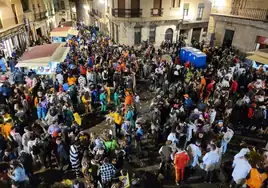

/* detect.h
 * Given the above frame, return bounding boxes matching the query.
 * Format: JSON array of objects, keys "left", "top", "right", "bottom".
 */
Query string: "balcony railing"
[
  {"left": 112, "top": 8, "right": 142, "bottom": 18},
  {"left": 92, "top": 9, "right": 102, "bottom": 18},
  {"left": 34, "top": 11, "right": 47, "bottom": 21},
  {"left": 151, "top": 8, "right": 163, "bottom": 17},
  {"left": 211, "top": 6, "right": 268, "bottom": 21}
]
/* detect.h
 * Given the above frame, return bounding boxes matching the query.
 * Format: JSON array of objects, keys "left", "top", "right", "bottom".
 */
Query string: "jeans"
[
  {"left": 205, "top": 170, "right": 214, "bottom": 183},
  {"left": 37, "top": 107, "right": 47, "bottom": 119},
  {"left": 221, "top": 139, "right": 228, "bottom": 154}
]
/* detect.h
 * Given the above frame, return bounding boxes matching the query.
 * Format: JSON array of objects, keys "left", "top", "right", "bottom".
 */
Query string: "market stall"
[
  {"left": 16, "top": 43, "right": 70, "bottom": 74},
  {"left": 50, "top": 27, "right": 79, "bottom": 43},
  {"left": 246, "top": 48, "right": 268, "bottom": 70}
]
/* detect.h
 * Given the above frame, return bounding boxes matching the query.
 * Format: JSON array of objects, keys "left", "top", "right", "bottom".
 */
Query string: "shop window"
[
  {"left": 134, "top": 28, "right": 141, "bottom": 45},
  {"left": 183, "top": 3, "right": 189, "bottom": 17},
  {"left": 171, "top": 0, "right": 181, "bottom": 8},
  {"left": 197, "top": 3, "right": 204, "bottom": 20},
  {"left": 149, "top": 27, "right": 156, "bottom": 42}
]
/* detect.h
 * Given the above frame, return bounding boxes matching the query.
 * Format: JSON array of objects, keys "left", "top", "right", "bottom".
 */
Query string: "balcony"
[
  {"left": 151, "top": 8, "right": 163, "bottom": 17},
  {"left": 211, "top": 6, "right": 268, "bottom": 21},
  {"left": 34, "top": 11, "right": 47, "bottom": 21},
  {"left": 112, "top": 9, "right": 142, "bottom": 18}
]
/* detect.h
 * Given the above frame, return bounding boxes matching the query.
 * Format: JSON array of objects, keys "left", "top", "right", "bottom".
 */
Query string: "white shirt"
[
  {"left": 56, "top": 74, "right": 64, "bottom": 85},
  {"left": 232, "top": 158, "right": 251, "bottom": 181},
  {"left": 167, "top": 133, "right": 178, "bottom": 144},
  {"left": 203, "top": 151, "right": 220, "bottom": 165}
]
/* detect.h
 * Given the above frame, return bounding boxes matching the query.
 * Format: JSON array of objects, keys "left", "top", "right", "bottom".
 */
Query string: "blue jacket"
[{"left": 184, "top": 98, "right": 193, "bottom": 108}]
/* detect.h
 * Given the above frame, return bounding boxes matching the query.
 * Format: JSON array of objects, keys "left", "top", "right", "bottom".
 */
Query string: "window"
[
  {"left": 60, "top": 0, "right": 65, "bottom": 10},
  {"left": 149, "top": 27, "right": 156, "bottom": 42},
  {"left": 21, "top": 0, "right": 30, "bottom": 12},
  {"left": 134, "top": 28, "right": 141, "bottom": 45},
  {"left": 197, "top": 3, "right": 204, "bottom": 20},
  {"left": 183, "top": 3, "right": 189, "bottom": 17},
  {"left": 171, "top": 0, "right": 181, "bottom": 8},
  {"left": 11, "top": 4, "right": 19, "bottom": 24}
]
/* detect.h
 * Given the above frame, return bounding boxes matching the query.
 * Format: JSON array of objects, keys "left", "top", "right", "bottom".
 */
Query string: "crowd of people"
[{"left": 0, "top": 24, "right": 267, "bottom": 188}]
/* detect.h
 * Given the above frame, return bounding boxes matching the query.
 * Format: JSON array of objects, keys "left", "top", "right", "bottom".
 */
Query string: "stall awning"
[
  {"left": 247, "top": 54, "right": 268, "bottom": 65},
  {"left": 16, "top": 59, "right": 49, "bottom": 67},
  {"left": 246, "top": 48, "right": 268, "bottom": 65},
  {"left": 16, "top": 43, "right": 69, "bottom": 68},
  {"left": 68, "top": 29, "right": 79, "bottom": 36},
  {"left": 50, "top": 27, "right": 79, "bottom": 37},
  {"left": 51, "top": 46, "right": 70, "bottom": 63}
]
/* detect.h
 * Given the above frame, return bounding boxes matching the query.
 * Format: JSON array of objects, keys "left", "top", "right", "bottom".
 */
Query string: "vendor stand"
[
  {"left": 50, "top": 27, "right": 79, "bottom": 43},
  {"left": 16, "top": 43, "right": 70, "bottom": 75},
  {"left": 247, "top": 49, "right": 268, "bottom": 70}
]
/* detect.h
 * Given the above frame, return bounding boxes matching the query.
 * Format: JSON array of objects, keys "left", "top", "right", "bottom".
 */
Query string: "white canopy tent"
[{"left": 16, "top": 43, "right": 70, "bottom": 69}]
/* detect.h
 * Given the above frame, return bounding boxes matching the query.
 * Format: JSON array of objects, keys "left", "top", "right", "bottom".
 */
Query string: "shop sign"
[
  {"left": 34, "top": 62, "right": 57, "bottom": 75},
  {"left": 257, "top": 36, "right": 268, "bottom": 45}
]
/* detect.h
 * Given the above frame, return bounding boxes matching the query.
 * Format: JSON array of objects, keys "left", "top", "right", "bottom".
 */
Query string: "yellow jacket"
[
  {"left": 110, "top": 112, "right": 123, "bottom": 125},
  {"left": 73, "top": 112, "right": 82, "bottom": 126}
]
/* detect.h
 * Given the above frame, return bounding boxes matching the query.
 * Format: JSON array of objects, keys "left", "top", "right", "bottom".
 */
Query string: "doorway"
[
  {"left": 36, "top": 28, "right": 42, "bottom": 37},
  {"left": 165, "top": 28, "right": 173, "bottom": 42},
  {"left": 223, "top": 29, "right": 235, "bottom": 48},
  {"left": 192, "top": 28, "right": 202, "bottom": 43}
]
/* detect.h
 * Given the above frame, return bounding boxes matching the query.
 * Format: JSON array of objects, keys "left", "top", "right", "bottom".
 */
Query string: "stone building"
[
  {"left": 93, "top": 0, "right": 212, "bottom": 47},
  {"left": 0, "top": 0, "right": 27, "bottom": 56},
  {"left": 209, "top": 0, "right": 268, "bottom": 52}
]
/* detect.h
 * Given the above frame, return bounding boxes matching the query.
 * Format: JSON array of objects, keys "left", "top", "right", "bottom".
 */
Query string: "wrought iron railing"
[
  {"left": 112, "top": 8, "right": 142, "bottom": 18},
  {"left": 34, "top": 11, "right": 47, "bottom": 21},
  {"left": 211, "top": 6, "right": 268, "bottom": 21},
  {"left": 151, "top": 8, "right": 163, "bottom": 17}
]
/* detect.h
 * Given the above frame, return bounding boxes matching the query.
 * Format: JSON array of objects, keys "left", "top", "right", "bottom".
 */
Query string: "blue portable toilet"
[
  {"left": 192, "top": 51, "right": 207, "bottom": 68},
  {"left": 180, "top": 47, "right": 187, "bottom": 62},
  {"left": 189, "top": 49, "right": 200, "bottom": 63}
]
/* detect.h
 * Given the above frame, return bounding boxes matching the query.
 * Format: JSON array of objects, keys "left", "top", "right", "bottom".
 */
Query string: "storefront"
[
  {"left": 255, "top": 36, "right": 268, "bottom": 50},
  {"left": 0, "top": 24, "right": 27, "bottom": 57}
]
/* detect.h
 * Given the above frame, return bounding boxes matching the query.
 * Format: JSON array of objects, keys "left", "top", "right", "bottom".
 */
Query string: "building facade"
[
  {"left": 96, "top": 0, "right": 212, "bottom": 47},
  {"left": 22, "top": 0, "right": 71, "bottom": 44},
  {"left": 209, "top": 0, "right": 268, "bottom": 52},
  {"left": 0, "top": 0, "right": 28, "bottom": 57}
]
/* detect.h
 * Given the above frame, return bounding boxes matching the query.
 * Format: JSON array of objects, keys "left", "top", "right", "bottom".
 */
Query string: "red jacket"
[
  {"left": 231, "top": 80, "right": 238, "bottom": 93},
  {"left": 174, "top": 151, "right": 190, "bottom": 169}
]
